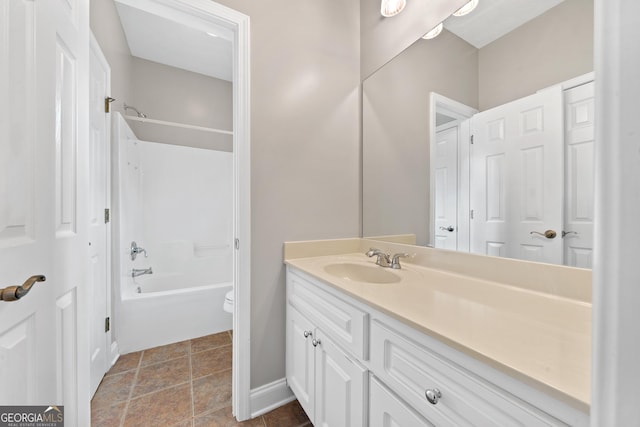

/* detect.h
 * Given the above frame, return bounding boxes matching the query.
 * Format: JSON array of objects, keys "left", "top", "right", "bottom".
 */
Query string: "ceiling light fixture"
[
  {"left": 452, "top": 0, "right": 479, "bottom": 17},
  {"left": 380, "top": 0, "right": 406, "bottom": 18},
  {"left": 422, "top": 22, "right": 443, "bottom": 40}
]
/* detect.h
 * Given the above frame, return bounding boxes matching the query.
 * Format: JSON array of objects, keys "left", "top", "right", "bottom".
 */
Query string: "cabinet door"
[
  {"left": 370, "top": 376, "right": 434, "bottom": 427},
  {"left": 314, "top": 330, "right": 367, "bottom": 427},
  {"left": 286, "top": 305, "right": 315, "bottom": 419}
]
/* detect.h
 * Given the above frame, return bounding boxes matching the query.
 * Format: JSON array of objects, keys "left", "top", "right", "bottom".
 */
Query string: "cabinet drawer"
[
  {"left": 371, "top": 321, "right": 566, "bottom": 427},
  {"left": 287, "top": 268, "right": 368, "bottom": 359},
  {"left": 370, "top": 375, "right": 433, "bottom": 427}
]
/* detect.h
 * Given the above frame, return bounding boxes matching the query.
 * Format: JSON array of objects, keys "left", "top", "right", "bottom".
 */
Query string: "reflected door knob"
[{"left": 439, "top": 226, "right": 455, "bottom": 232}]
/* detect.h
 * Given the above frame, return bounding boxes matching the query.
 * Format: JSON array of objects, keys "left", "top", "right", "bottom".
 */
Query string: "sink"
[{"left": 323, "top": 262, "right": 401, "bottom": 284}]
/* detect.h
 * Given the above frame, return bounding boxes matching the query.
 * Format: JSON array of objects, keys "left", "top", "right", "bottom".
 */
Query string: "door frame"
[
  {"left": 88, "top": 32, "right": 115, "bottom": 396},
  {"left": 428, "top": 93, "right": 477, "bottom": 249},
  {"left": 104, "top": 0, "right": 252, "bottom": 420}
]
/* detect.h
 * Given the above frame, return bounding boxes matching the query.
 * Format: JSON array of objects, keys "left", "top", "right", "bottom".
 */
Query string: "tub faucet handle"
[{"left": 130, "top": 241, "right": 148, "bottom": 261}]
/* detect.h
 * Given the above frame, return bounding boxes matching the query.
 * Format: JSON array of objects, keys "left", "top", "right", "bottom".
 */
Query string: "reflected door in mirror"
[
  {"left": 434, "top": 125, "right": 459, "bottom": 250},
  {"left": 470, "top": 86, "right": 564, "bottom": 264}
]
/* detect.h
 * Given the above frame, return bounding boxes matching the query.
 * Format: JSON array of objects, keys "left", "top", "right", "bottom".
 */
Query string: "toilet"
[{"left": 223, "top": 289, "right": 234, "bottom": 313}]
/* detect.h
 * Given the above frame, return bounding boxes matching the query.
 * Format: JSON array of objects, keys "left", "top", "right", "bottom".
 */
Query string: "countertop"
[{"left": 285, "top": 252, "right": 591, "bottom": 413}]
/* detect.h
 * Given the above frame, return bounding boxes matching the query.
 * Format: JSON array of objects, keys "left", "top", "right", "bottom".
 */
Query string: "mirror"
[{"left": 362, "top": 0, "right": 594, "bottom": 268}]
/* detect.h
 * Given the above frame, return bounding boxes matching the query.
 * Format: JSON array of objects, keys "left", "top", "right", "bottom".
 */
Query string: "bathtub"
[{"left": 117, "top": 273, "right": 233, "bottom": 353}]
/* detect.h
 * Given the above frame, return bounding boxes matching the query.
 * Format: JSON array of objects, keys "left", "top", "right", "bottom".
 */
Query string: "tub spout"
[{"left": 132, "top": 267, "right": 153, "bottom": 278}]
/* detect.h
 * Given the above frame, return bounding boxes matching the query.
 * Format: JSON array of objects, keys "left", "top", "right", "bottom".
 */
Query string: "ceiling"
[
  {"left": 113, "top": 0, "right": 564, "bottom": 82},
  {"left": 115, "top": 1, "right": 233, "bottom": 81},
  {"left": 444, "top": 0, "right": 566, "bottom": 49}
]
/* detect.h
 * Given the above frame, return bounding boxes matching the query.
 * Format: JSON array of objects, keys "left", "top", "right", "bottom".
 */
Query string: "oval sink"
[{"left": 323, "top": 262, "right": 401, "bottom": 284}]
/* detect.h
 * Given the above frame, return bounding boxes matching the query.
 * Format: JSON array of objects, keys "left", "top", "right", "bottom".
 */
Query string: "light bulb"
[
  {"left": 380, "top": 0, "right": 407, "bottom": 18},
  {"left": 452, "top": 0, "right": 479, "bottom": 17},
  {"left": 422, "top": 22, "right": 443, "bottom": 40}
]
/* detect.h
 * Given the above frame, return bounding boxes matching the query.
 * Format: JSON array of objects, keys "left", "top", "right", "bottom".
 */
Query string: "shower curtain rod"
[{"left": 124, "top": 115, "right": 233, "bottom": 136}]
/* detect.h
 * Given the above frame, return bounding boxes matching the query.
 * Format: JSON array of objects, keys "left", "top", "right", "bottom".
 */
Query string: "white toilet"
[{"left": 223, "top": 289, "right": 234, "bottom": 313}]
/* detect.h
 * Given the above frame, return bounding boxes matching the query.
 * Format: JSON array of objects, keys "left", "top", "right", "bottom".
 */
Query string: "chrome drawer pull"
[
  {"left": 303, "top": 330, "right": 312, "bottom": 338},
  {"left": 425, "top": 388, "right": 442, "bottom": 405},
  {"left": 312, "top": 338, "right": 321, "bottom": 347}
]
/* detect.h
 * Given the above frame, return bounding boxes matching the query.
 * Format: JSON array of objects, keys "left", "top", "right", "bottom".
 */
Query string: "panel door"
[
  {"left": 88, "top": 35, "right": 112, "bottom": 397},
  {"left": 286, "top": 305, "right": 315, "bottom": 420},
  {"left": 434, "top": 125, "right": 459, "bottom": 250},
  {"left": 314, "top": 330, "right": 367, "bottom": 427},
  {"left": 563, "top": 81, "right": 595, "bottom": 268},
  {"left": 470, "top": 86, "right": 564, "bottom": 264},
  {"left": 0, "top": 0, "right": 89, "bottom": 424}
]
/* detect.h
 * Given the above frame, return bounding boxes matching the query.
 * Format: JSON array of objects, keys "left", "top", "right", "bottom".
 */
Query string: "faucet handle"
[{"left": 390, "top": 253, "right": 409, "bottom": 269}]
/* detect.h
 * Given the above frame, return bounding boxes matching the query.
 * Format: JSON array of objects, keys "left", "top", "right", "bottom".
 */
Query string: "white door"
[
  {"left": 0, "top": 0, "right": 90, "bottom": 424},
  {"left": 285, "top": 306, "right": 315, "bottom": 420},
  {"left": 470, "top": 86, "right": 564, "bottom": 264},
  {"left": 89, "top": 34, "right": 112, "bottom": 397},
  {"left": 563, "top": 81, "right": 595, "bottom": 268},
  {"left": 434, "top": 125, "right": 459, "bottom": 250},
  {"left": 314, "top": 330, "right": 367, "bottom": 427}
]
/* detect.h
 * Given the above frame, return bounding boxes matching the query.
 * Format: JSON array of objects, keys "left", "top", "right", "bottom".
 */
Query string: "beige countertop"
[{"left": 285, "top": 250, "right": 591, "bottom": 413}]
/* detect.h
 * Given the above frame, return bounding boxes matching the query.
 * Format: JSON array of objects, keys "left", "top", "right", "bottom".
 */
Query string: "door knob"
[
  {"left": 562, "top": 231, "right": 578, "bottom": 238},
  {"left": 530, "top": 230, "right": 557, "bottom": 239},
  {"left": 439, "top": 226, "right": 455, "bottom": 232},
  {"left": 425, "top": 388, "right": 442, "bottom": 405},
  {"left": 0, "top": 275, "right": 46, "bottom": 302}
]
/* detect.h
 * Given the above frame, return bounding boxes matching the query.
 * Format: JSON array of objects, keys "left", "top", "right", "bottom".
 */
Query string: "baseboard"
[
  {"left": 249, "top": 378, "right": 295, "bottom": 418},
  {"left": 109, "top": 340, "right": 120, "bottom": 368}
]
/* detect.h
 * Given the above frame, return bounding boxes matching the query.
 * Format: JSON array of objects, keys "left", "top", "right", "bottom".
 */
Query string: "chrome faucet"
[
  {"left": 132, "top": 267, "right": 153, "bottom": 278},
  {"left": 390, "top": 253, "right": 409, "bottom": 269},
  {"left": 366, "top": 248, "right": 410, "bottom": 269},
  {"left": 366, "top": 248, "right": 391, "bottom": 267}
]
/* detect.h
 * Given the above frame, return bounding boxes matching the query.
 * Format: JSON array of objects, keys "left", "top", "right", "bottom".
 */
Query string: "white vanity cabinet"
[
  {"left": 285, "top": 266, "right": 589, "bottom": 427},
  {"left": 286, "top": 269, "right": 368, "bottom": 426}
]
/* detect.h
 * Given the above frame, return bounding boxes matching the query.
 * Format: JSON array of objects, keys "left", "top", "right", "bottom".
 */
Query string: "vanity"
[{"left": 284, "top": 238, "right": 590, "bottom": 426}]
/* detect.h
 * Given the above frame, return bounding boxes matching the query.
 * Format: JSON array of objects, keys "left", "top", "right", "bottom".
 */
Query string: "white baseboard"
[
  {"left": 109, "top": 340, "right": 120, "bottom": 368},
  {"left": 249, "top": 378, "right": 295, "bottom": 418}
]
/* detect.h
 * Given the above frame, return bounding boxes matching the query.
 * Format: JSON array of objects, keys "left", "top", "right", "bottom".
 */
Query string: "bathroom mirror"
[{"left": 362, "top": 0, "right": 594, "bottom": 268}]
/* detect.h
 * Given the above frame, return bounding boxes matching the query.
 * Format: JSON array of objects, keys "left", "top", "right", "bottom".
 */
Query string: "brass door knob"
[
  {"left": 530, "top": 230, "right": 557, "bottom": 239},
  {"left": 1, "top": 275, "right": 46, "bottom": 302}
]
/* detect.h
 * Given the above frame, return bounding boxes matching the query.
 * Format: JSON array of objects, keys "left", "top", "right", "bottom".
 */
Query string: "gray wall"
[
  {"left": 90, "top": 0, "right": 133, "bottom": 115},
  {"left": 360, "top": 0, "right": 468, "bottom": 79},
  {"left": 479, "top": 0, "right": 594, "bottom": 110},
  {"left": 362, "top": 30, "right": 478, "bottom": 245},
  {"left": 130, "top": 57, "right": 233, "bottom": 151},
  {"left": 213, "top": 0, "right": 362, "bottom": 389}
]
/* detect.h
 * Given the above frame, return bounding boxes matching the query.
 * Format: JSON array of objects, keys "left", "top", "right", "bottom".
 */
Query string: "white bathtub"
[{"left": 117, "top": 273, "right": 232, "bottom": 353}]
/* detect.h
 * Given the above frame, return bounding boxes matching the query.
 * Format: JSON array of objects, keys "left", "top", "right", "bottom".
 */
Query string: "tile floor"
[{"left": 91, "top": 331, "right": 311, "bottom": 427}]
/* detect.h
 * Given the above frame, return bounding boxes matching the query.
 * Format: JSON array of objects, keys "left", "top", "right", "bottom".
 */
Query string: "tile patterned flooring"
[{"left": 91, "top": 331, "right": 311, "bottom": 427}]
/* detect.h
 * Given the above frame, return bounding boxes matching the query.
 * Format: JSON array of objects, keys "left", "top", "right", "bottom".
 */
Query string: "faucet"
[
  {"left": 366, "top": 248, "right": 410, "bottom": 269},
  {"left": 366, "top": 248, "right": 391, "bottom": 267},
  {"left": 132, "top": 267, "right": 153, "bottom": 278},
  {"left": 390, "top": 253, "right": 409, "bottom": 269}
]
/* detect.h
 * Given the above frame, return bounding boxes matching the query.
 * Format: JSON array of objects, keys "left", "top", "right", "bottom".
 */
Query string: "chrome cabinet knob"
[
  {"left": 311, "top": 338, "right": 321, "bottom": 347},
  {"left": 425, "top": 388, "right": 442, "bottom": 405},
  {"left": 303, "top": 330, "right": 312, "bottom": 338}
]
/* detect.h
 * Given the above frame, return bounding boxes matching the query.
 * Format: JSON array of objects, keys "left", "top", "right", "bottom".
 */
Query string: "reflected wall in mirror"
[{"left": 362, "top": 0, "right": 594, "bottom": 268}]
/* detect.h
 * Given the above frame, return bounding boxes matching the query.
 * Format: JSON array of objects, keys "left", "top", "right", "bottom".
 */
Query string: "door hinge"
[
  {"left": 470, "top": 209, "right": 474, "bottom": 219},
  {"left": 470, "top": 135, "right": 474, "bottom": 144},
  {"left": 235, "top": 238, "right": 240, "bottom": 250},
  {"left": 105, "top": 97, "right": 116, "bottom": 113},
  {"left": 105, "top": 317, "right": 110, "bottom": 333},
  {"left": 104, "top": 208, "right": 110, "bottom": 224}
]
